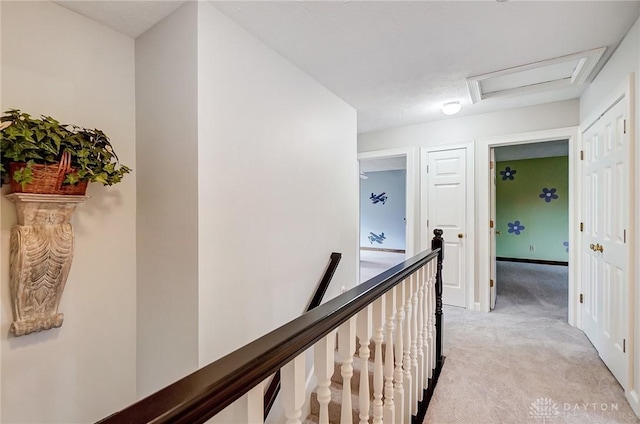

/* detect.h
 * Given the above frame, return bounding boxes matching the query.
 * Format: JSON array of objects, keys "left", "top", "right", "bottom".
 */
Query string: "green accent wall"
[{"left": 496, "top": 156, "right": 569, "bottom": 261}]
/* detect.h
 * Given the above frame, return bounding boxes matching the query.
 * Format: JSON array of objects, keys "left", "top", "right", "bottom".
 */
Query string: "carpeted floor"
[
  {"left": 359, "top": 250, "right": 405, "bottom": 283},
  {"left": 424, "top": 261, "right": 640, "bottom": 424}
]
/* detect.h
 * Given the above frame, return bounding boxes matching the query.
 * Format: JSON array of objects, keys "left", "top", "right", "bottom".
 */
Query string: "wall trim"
[
  {"left": 497, "top": 257, "right": 568, "bottom": 266},
  {"left": 477, "top": 127, "right": 580, "bottom": 328},
  {"left": 629, "top": 389, "right": 639, "bottom": 417},
  {"left": 360, "top": 247, "right": 406, "bottom": 254}
]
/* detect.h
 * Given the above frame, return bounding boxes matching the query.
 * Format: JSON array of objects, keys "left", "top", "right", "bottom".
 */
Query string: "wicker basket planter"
[{"left": 8, "top": 153, "right": 88, "bottom": 195}]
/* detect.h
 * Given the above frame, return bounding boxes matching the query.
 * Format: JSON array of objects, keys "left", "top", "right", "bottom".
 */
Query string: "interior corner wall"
[
  {"left": 580, "top": 16, "right": 640, "bottom": 417},
  {"left": 135, "top": 2, "right": 200, "bottom": 397},
  {"left": 196, "top": 2, "right": 358, "bottom": 367},
  {"left": 495, "top": 157, "right": 569, "bottom": 262},
  {"left": 0, "top": 1, "right": 137, "bottom": 422}
]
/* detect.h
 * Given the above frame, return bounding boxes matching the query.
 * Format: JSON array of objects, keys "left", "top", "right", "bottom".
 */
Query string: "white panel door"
[
  {"left": 582, "top": 98, "right": 629, "bottom": 388},
  {"left": 427, "top": 148, "right": 467, "bottom": 307}
]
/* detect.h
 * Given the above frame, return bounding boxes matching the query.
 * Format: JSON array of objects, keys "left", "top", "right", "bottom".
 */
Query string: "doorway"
[
  {"left": 492, "top": 141, "right": 570, "bottom": 314},
  {"left": 477, "top": 127, "right": 579, "bottom": 323},
  {"left": 358, "top": 148, "right": 416, "bottom": 283}
]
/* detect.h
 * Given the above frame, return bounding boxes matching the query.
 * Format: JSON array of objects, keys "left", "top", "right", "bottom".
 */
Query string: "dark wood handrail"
[
  {"left": 97, "top": 247, "right": 440, "bottom": 424},
  {"left": 263, "top": 251, "right": 342, "bottom": 418}
]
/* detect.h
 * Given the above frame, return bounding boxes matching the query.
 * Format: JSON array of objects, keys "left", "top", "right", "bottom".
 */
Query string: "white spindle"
[
  {"left": 417, "top": 266, "right": 426, "bottom": 397},
  {"left": 402, "top": 279, "right": 413, "bottom": 423},
  {"left": 338, "top": 317, "right": 356, "bottom": 424},
  {"left": 356, "top": 306, "right": 372, "bottom": 424},
  {"left": 410, "top": 273, "right": 419, "bottom": 415},
  {"left": 423, "top": 264, "right": 431, "bottom": 384},
  {"left": 428, "top": 260, "right": 436, "bottom": 379},
  {"left": 394, "top": 282, "right": 405, "bottom": 424},
  {"left": 372, "top": 296, "right": 385, "bottom": 424},
  {"left": 384, "top": 288, "right": 396, "bottom": 424},
  {"left": 314, "top": 331, "right": 336, "bottom": 424},
  {"left": 281, "top": 354, "right": 305, "bottom": 424},
  {"left": 247, "top": 382, "right": 264, "bottom": 424}
]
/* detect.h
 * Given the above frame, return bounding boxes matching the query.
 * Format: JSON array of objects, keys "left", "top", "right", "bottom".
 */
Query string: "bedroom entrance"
[
  {"left": 492, "top": 141, "right": 570, "bottom": 318},
  {"left": 357, "top": 148, "right": 416, "bottom": 283}
]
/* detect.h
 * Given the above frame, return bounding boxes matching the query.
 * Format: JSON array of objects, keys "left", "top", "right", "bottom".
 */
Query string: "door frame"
[
  {"left": 477, "top": 127, "right": 580, "bottom": 325},
  {"left": 358, "top": 147, "right": 418, "bottom": 260},
  {"left": 421, "top": 142, "right": 475, "bottom": 310}
]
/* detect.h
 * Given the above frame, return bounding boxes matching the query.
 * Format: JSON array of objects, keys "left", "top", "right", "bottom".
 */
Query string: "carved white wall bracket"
[{"left": 6, "top": 193, "right": 88, "bottom": 336}]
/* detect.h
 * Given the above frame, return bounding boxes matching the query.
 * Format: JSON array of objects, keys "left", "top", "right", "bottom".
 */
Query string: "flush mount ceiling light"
[
  {"left": 442, "top": 102, "right": 462, "bottom": 116},
  {"left": 467, "top": 47, "right": 606, "bottom": 104}
]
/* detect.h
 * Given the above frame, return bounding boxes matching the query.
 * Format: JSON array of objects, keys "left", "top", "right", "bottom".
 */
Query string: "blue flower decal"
[
  {"left": 368, "top": 232, "right": 386, "bottom": 245},
  {"left": 539, "top": 187, "right": 558, "bottom": 203},
  {"left": 563, "top": 241, "right": 569, "bottom": 253},
  {"left": 507, "top": 221, "right": 525, "bottom": 235},
  {"left": 500, "top": 166, "right": 517, "bottom": 181}
]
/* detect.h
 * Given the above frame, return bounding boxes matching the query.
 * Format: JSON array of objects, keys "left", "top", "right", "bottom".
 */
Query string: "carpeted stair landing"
[{"left": 305, "top": 348, "right": 376, "bottom": 424}]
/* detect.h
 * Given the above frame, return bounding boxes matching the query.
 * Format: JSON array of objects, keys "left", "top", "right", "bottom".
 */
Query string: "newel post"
[{"left": 431, "top": 229, "right": 444, "bottom": 370}]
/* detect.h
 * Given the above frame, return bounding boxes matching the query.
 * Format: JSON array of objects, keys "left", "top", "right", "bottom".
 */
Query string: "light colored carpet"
[
  {"left": 360, "top": 250, "right": 405, "bottom": 283},
  {"left": 424, "top": 261, "right": 640, "bottom": 424}
]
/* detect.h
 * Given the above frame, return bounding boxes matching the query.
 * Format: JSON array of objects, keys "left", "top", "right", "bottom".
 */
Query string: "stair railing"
[
  {"left": 98, "top": 229, "right": 445, "bottom": 424},
  {"left": 263, "top": 252, "right": 343, "bottom": 419}
]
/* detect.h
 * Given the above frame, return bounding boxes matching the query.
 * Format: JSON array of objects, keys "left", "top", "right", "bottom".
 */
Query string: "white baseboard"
[{"left": 628, "top": 390, "right": 639, "bottom": 418}]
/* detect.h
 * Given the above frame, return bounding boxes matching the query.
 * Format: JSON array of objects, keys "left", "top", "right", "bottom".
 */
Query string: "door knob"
[
  {"left": 590, "top": 243, "right": 595, "bottom": 251},
  {"left": 458, "top": 233, "right": 464, "bottom": 239},
  {"left": 596, "top": 243, "right": 604, "bottom": 252}
]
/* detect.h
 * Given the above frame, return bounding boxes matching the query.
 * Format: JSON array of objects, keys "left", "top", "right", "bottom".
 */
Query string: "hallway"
[{"left": 424, "top": 262, "right": 639, "bottom": 423}]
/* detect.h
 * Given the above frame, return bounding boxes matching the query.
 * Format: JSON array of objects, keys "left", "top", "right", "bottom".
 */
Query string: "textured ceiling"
[
  {"left": 54, "top": 1, "right": 186, "bottom": 38},
  {"left": 55, "top": 1, "right": 640, "bottom": 133},
  {"left": 213, "top": 1, "right": 640, "bottom": 133}
]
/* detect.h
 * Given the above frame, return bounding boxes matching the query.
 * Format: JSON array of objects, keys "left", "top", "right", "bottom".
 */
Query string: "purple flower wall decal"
[
  {"left": 539, "top": 187, "right": 558, "bottom": 203},
  {"left": 507, "top": 220, "right": 525, "bottom": 235},
  {"left": 500, "top": 166, "right": 517, "bottom": 181}
]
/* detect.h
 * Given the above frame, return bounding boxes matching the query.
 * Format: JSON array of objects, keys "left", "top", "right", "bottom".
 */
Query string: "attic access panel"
[{"left": 467, "top": 47, "right": 605, "bottom": 103}]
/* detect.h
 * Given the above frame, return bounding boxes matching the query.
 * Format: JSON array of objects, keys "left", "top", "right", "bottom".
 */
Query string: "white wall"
[
  {"left": 358, "top": 99, "right": 579, "bottom": 153},
  {"left": 0, "top": 2, "right": 137, "bottom": 422},
  {"left": 580, "top": 17, "right": 640, "bottom": 417},
  {"left": 135, "top": 2, "right": 200, "bottom": 397},
  {"left": 196, "top": 2, "right": 358, "bottom": 367}
]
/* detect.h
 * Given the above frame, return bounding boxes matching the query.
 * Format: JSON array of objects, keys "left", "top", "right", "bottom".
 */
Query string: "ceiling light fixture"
[{"left": 442, "top": 102, "right": 462, "bottom": 116}]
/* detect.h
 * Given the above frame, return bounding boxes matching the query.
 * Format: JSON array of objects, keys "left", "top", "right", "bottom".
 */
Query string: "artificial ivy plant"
[{"left": 0, "top": 109, "right": 131, "bottom": 188}]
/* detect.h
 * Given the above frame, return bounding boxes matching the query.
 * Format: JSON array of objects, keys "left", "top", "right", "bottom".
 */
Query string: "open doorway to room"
[
  {"left": 358, "top": 152, "right": 411, "bottom": 283},
  {"left": 491, "top": 140, "right": 570, "bottom": 319}
]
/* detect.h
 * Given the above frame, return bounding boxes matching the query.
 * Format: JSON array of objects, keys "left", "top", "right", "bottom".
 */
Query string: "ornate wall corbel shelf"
[{"left": 6, "top": 193, "right": 89, "bottom": 336}]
